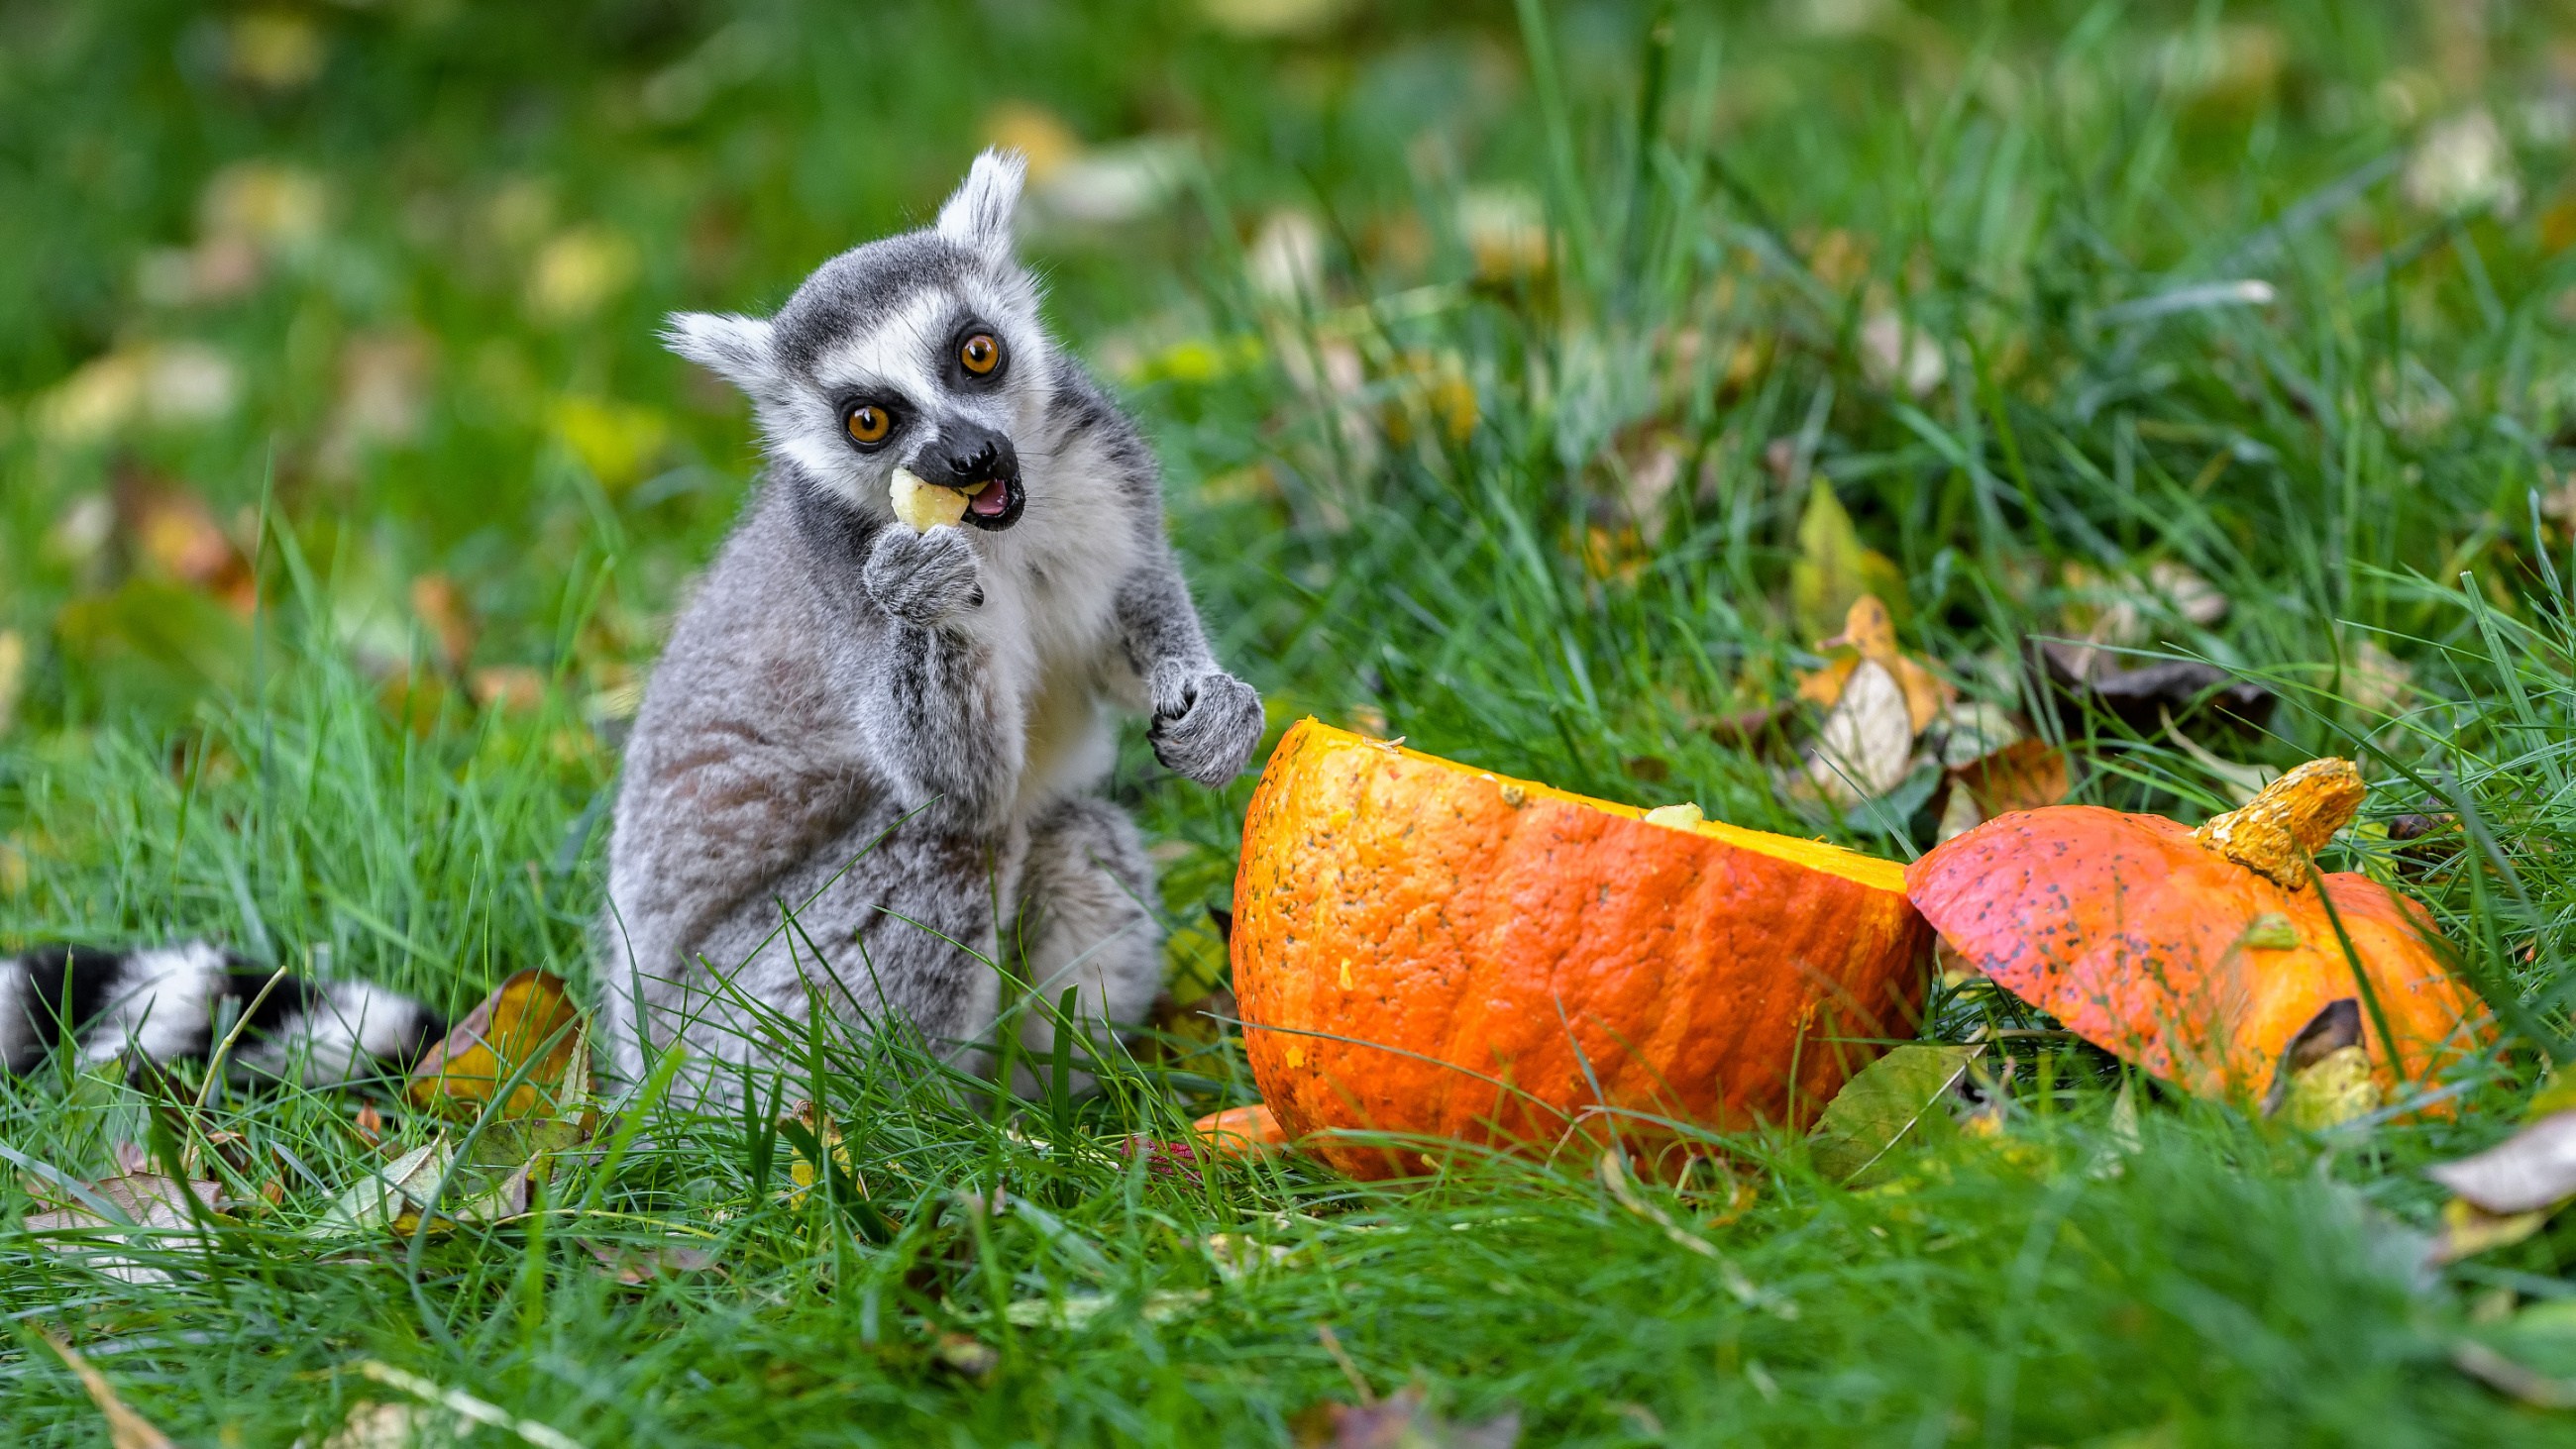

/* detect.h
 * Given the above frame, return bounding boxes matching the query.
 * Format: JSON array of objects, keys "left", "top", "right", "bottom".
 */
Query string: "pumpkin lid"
[{"left": 1904, "top": 760, "right": 2488, "bottom": 1102}]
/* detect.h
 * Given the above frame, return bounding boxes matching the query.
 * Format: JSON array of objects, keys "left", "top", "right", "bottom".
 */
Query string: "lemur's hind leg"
[
  {"left": 1009, "top": 795, "right": 1163, "bottom": 1095},
  {"left": 614, "top": 799, "right": 1023, "bottom": 1113}
]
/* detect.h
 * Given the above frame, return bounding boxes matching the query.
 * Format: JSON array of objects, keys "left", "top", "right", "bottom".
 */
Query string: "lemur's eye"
[
  {"left": 959, "top": 333, "right": 1002, "bottom": 376},
  {"left": 844, "top": 404, "right": 892, "bottom": 445}
]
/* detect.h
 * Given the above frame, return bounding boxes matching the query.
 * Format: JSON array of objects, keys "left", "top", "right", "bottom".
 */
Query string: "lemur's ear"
[
  {"left": 936, "top": 149, "right": 1025, "bottom": 260},
  {"left": 662, "top": 312, "right": 778, "bottom": 398}
]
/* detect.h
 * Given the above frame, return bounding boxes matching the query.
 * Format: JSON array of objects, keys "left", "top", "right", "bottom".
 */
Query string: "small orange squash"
[
  {"left": 1906, "top": 759, "right": 2493, "bottom": 1105},
  {"left": 1232, "top": 720, "right": 1931, "bottom": 1179}
]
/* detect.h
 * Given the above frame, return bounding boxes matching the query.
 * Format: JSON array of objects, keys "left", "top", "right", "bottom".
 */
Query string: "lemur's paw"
[
  {"left": 863, "top": 524, "right": 984, "bottom": 625},
  {"left": 1147, "top": 664, "right": 1266, "bottom": 786}
]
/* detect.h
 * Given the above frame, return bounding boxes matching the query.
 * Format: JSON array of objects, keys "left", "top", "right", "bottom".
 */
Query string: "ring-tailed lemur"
[
  {"left": 0, "top": 151, "right": 1261, "bottom": 1105},
  {"left": 599, "top": 149, "right": 1264, "bottom": 1107},
  {"left": 0, "top": 942, "right": 443, "bottom": 1084}
]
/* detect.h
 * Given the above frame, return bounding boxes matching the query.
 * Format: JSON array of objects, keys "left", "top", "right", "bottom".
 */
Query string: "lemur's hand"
[
  {"left": 1146, "top": 661, "right": 1265, "bottom": 786},
  {"left": 863, "top": 524, "right": 984, "bottom": 626}
]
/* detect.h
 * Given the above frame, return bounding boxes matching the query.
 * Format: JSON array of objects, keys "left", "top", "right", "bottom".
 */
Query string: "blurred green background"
[
  {"left": 15, "top": 3, "right": 2576, "bottom": 1439},
  {"left": 11, "top": 0, "right": 2568, "bottom": 744}
]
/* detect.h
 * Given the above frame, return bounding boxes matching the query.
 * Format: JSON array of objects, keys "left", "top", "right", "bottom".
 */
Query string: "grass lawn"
[{"left": 9, "top": 0, "right": 2576, "bottom": 1442}]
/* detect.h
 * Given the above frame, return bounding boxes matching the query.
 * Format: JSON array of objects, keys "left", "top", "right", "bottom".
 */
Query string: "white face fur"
[{"left": 660, "top": 150, "right": 1061, "bottom": 526}]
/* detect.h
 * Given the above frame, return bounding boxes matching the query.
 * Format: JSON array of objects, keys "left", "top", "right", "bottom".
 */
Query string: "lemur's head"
[{"left": 665, "top": 150, "right": 1048, "bottom": 532}]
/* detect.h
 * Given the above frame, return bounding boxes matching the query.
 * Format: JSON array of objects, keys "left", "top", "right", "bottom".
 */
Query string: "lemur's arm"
[
  {"left": 857, "top": 524, "right": 1022, "bottom": 826},
  {"left": 1116, "top": 549, "right": 1265, "bottom": 786}
]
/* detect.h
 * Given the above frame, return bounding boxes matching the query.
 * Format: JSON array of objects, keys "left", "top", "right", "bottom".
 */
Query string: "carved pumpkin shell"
[{"left": 1231, "top": 719, "right": 1931, "bottom": 1179}]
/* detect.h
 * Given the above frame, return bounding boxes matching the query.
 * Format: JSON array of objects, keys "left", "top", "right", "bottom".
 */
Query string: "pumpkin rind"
[
  {"left": 1232, "top": 719, "right": 1932, "bottom": 1179},
  {"left": 1905, "top": 804, "right": 2491, "bottom": 1100}
]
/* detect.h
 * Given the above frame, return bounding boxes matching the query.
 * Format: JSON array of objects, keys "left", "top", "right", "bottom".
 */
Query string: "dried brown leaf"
[
  {"left": 409, "top": 573, "right": 478, "bottom": 673},
  {"left": 1954, "top": 739, "right": 2069, "bottom": 818},
  {"left": 2427, "top": 1109, "right": 2576, "bottom": 1215},
  {"left": 1297, "top": 1385, "right": 1521, "bottom": 1449},
  {"left": 1803, "top": 660, "right": 1914, "bottom": 807},
  {"left": 24, "top": 1172, "right": 228, "bottom": 1285},
  {"left": 583, "top": 1237, "right": 720, "bottom": 1285},
  {"left": 2032, "top": 640, "right": 2276, "bottom": 736}
]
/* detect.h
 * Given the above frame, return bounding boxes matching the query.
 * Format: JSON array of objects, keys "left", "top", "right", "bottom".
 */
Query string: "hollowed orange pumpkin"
[
  {"left": 1231, "top": 719, "right": 1932, "bottom": 1179},
  {"left": 1906, "top": 759, "right": 2493, "bottom": 1104}
]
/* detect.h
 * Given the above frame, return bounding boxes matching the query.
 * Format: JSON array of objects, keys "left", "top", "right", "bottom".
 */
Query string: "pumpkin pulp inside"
[{"left": 1355, "top": 734, "right": 1908, "bottom": 893}]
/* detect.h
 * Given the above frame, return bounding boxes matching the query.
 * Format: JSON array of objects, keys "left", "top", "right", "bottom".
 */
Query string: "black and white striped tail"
[{"left": 0, "top": 942, "right": 445, "bottom": 1086}]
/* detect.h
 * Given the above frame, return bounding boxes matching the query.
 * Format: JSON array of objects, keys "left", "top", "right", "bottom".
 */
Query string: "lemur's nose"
[{"left": 924, "top": 420, "right": 1018, "bottom": 486}]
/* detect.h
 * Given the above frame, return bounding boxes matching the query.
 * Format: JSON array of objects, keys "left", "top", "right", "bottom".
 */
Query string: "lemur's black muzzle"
[{"left": 919, "top": 420, "right": 1024, "bottom": 532}]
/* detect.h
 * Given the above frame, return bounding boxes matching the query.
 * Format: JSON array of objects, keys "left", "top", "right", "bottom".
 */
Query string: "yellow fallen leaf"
[
  {"left": 2431, "top": 1196, "right": 2551, "bottom": 1264},
  {"left": 1795, "top": 654, "right": 1860, "bottom": 710},
  {"left": 782, "top": 1099, "right": 861, "bottom": 1208},
  {"left": 1814, "top": 595, "right": 1950, "bottom": 732},
  {"left": 405, "top": 969, "right": 587, "bottom": 1120}
]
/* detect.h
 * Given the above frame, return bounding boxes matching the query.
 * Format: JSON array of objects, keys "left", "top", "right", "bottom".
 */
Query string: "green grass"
[{"left": 10, "top": 0, "right": 2576, "bottom": 1442}]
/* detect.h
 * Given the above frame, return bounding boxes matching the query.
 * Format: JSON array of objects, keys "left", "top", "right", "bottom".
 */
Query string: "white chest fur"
[{"left": 976, "top": 503, "right": 1138, "bottom": 824}]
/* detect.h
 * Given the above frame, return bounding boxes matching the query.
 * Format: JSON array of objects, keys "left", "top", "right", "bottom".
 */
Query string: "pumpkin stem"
[{"left": 2192, "top": 758, "right": 2365, "bottom": 888}]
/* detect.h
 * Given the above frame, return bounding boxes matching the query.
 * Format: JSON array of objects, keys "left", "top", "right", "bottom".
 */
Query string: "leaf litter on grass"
[
  {"left": 315, "top": 972, "right": 601, "bottom": 1239},
  {"left": 21, "top": 1170, "right": 229, "bottom": 1285},
  {"left": 1807, "top": 1043, "right": 1983, "bottom": 1185},
  {"left": 1297, "top": 1384, "right": 1522, "bottom": 1449}
]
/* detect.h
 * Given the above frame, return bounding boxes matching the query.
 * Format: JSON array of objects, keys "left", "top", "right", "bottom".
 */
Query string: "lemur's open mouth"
[{"left": 958, "top": 473, "right": 1024, "bottom": 532}]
